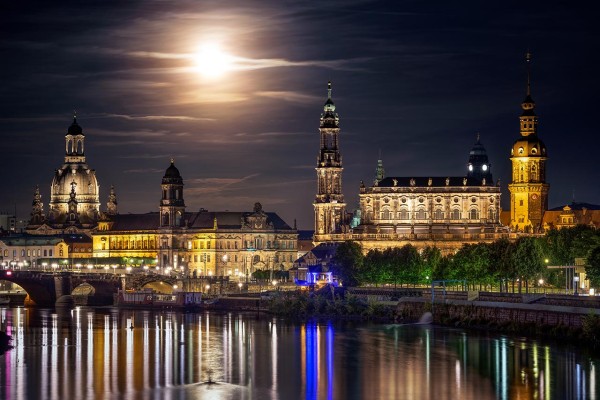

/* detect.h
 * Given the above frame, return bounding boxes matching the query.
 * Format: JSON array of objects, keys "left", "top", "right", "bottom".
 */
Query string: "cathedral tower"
[
  {"left": 314, "top": 82, "right": 346, "bottom": 237},
  {"left": 508, "top": 53, "right": 549, "bottom": 232},
  {"left": 48, "top": 116, "right": 100, "bottom": 227},
  {"left": 160, "top": 159, "right": 185, "bottom": 227}
]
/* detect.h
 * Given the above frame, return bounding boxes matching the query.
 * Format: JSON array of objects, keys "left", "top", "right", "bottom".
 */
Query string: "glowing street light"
[{"left": 238, "top": 282, "right": 243, "bottom": 292}]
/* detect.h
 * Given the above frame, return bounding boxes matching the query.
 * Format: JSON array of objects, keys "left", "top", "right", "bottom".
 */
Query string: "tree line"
[{"left": 332, "top": 225, "right": 600, "bottom": 292}]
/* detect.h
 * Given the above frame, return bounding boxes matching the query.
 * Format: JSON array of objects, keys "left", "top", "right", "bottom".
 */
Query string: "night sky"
[{"left": 1, "top": 1, "right": 598, "bottom": 229}]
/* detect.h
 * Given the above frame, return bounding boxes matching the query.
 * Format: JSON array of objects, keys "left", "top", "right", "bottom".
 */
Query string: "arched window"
[
  {"left": 253, "top": 255, "right": 260, "bottom": 264},
  {"left": 163, "top": 212, "right": 169, "bottom": 226},
  {"left": 451, "top": 209, "right": 461, "bottom": 220},
  {"left": 488, "top": 208, "right": 496, "bottom": 220},
  {"left": 434, "top": 209, "right": 444, "bottom": 220},
  {"left": 416, "top": 209, "right": 426, "bottom": 220},
  {"left": 399, "top": 209, "right": 409, "bottom": 220},
  {"left": 175, "top": 211, "right": 182, "bottom": 226},
  {"left": 469, "top": 209, "right": 479, "bottom": 220},
  {"left": 381, "top": 209, "right": 390, "bottom": 220}
]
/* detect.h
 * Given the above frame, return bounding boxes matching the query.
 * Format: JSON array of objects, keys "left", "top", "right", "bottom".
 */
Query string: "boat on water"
[{"left": 116, "top": 289, "right": 203, "bottom": 309}]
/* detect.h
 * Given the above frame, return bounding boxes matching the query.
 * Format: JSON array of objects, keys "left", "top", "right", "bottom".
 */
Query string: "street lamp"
[
  {"left": 42, "top": 262, "right": 48, "bottom": 271},
  {"left": 238, "top": 282, "right": 243, "bottom": 292},
  {"left": 574, "top": 276, "right": 580, "bottom": 296}
]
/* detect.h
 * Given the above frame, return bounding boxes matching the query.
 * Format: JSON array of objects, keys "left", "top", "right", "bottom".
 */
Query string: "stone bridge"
[{"left": 0, "top": 271, "right": 226, "bottom": 306}]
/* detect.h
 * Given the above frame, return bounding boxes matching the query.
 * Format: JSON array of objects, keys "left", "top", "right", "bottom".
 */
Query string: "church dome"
[
  {"left": 162, "top": 160, "right": 183, "bottom": 184},
  {"left": 67, "top": 117, "right": 83, "bottom": 135},
  {"left": 466, "top": 135, "right": 493, "bottom": 181},
  {"left": 511, "top": 135, "right": 547, "bottom": 158},
  {"left": 49, "top": 163, "right": 100, "bottom": 224}
]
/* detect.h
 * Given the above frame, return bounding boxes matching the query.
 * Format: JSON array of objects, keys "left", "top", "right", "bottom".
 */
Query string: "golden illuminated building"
[
  {"left": 93, "top": 161, "right": 297, "bottom": 277},
  {"left": 508, "top": 53, "right": 549, "bottom": 233},
  {"left": 313, "top": 83, "right": 511, "bottom": 254}
]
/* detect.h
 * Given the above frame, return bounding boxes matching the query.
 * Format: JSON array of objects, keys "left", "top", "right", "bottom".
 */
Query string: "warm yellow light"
[{"left": 194, "top": 43, "right": 233, "bottom": 78}]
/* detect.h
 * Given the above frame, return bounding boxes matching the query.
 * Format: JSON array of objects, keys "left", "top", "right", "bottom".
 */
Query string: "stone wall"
[{"left": 397, "top": 297, "right": 600, "bottom": 329}]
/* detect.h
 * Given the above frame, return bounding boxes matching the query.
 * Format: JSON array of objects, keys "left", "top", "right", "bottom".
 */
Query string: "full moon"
[{"left": 193, "top": 44, "right": 233, "bottom": 78}]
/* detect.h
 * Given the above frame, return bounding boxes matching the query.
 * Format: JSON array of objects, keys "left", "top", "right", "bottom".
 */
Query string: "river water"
[{"left": 0, "top": 307, "right": 595, "bottom": 399}]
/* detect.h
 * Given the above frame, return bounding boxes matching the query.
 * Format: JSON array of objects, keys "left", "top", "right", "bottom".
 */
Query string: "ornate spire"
[
  {"left": 28, "top": 185, "right": 45, "bottom": 226},
  {"left": 106, "top": 185, "right": 118, "bottom": 215},
  {"left": 521, "top": 51, "right": 535, "bottom": 113},
  {"left": 323, "top": 81, "right": 336, "bottom": 113},
  {"left": 375, "top": 154, "right": 385, "bottom": 181},
  {"left": 526, "top": 51, "right": 532, "bottom": 96}
]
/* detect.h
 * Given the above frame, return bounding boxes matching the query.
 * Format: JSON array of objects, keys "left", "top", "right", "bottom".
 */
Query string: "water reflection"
[{"left": 0, "top": 307, "right": 596, "bottom": 399}]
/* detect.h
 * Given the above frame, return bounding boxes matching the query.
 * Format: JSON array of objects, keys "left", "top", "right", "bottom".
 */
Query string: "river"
[{"left": 0, "top": 307, "right": 595, "bottom": 399}]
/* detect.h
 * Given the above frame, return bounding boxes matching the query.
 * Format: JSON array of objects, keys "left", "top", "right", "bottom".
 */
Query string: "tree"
[
  {"left": 332, "top": 241, "right": 364, "bottom": 287},
  {"left": 421, "top": 246, "right": 442, "bottom": 283},
  {"left": 488, "top": 238, "right": 515, "bottom": 292},
  {"left": 363, "top": 249, "right": 389, "bottom": 286},
  {"left": 585, "top": 246, "right": 600, "bottom": 288},
  {"left": 511, "top": 237, "right": 544, "bottom": 293}
]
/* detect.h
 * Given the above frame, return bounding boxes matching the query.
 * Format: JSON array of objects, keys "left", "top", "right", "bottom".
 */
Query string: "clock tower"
[
  {"left": 508, "top": 53, "right": 549, "bottom": 232},
  {"left": 314, "top": 82, "right": 346, "bottom": 238}
]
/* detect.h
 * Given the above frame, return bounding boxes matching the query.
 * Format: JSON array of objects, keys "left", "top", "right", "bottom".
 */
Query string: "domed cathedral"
[
  {"left": 508, "top": 53, "right": 549, "bottom": 233},
  {"left": 313, "top": 82, "right": 347, "bottom": 241},
  {"left": 27, "top": 117, "right": 102, "bottom": 235},
  {"left": 312, "top": 82, "right": 510, "bottom": 254}
]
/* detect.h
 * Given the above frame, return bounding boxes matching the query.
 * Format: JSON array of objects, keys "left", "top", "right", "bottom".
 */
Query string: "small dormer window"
[
  {"left": 531, "top": 148, "right": 537, "bottom": 155},
  {"left": 518, "top": 147, "right": 524, "bottom": 155}
]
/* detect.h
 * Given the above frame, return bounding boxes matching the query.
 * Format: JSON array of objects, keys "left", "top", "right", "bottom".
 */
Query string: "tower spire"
[{"left": 525, "top": 51, "right": 532, "bottom": 96}]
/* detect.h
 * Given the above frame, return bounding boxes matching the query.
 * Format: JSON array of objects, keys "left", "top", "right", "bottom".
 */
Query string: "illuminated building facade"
[
  {"left": 26, "top": 117, "right": 102, "bottom": 235},
  {"left": 93, "top": 161, "right": 298, "bottom": 277},
  {"left": 313, "top": 84, "right": 510, "bottom": 254}
]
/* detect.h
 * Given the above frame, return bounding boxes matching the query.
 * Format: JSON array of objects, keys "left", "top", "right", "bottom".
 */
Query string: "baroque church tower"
[
  {"left": 160, "top": 159, "right": 185, "bottom": 227},
  {"left": 314, "top": 82, "right": 346, "bottom": 238},
  {"left": 508, "top": 53, "right": 549, "bottom": 232}
]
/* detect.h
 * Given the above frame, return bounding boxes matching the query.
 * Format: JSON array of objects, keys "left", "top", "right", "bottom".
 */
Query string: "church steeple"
[
  {"left": 160, "top": 159, "right": 185, "bottom": 227},
  {"left": 509, "top": 52, "right": 549, "bottom": 233},
  {"left": 314, "top": 81, "right": 346, "bottom": 237},
  {"left": 519, "top": 52, "right": 538, "bottom": 137}
]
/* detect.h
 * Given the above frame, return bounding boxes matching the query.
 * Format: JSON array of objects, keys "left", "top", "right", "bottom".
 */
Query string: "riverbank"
[{"left": 396, "top": 297, "right": 600, "bottom": 347}]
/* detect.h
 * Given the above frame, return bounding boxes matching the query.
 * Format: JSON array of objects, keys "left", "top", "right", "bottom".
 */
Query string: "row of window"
[
  {"left": 2, "top": 248, "right": 56, "bottom": 257},
  {"left": 190, "top": 253, "right": 295, "bottom": 264},
  {"left": 377, "top": 208, "right": 496, "bottom": 220},
  {"left": 110, "top": 239, "right": 156, "bottom": 250}
]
